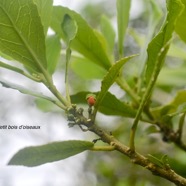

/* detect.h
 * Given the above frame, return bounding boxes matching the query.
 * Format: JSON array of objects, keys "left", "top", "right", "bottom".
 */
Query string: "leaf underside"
[{"left": 8, "top": 140, "right": 94, "bottom": 167}]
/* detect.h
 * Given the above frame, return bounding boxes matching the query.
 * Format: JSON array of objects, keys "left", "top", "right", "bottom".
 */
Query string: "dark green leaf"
[
  {"left": 71, "top": 91, "right": 136, "bottom": 118},
  {"left": 98, "top": 92, "right": 136, "bottom": 117},
  {"left": 0, "top": 0, "right": 47, "bottom": 72},
  {"left": 51, "top": 6, "right": 111, "bottom": 70},
  {"left": 117, "top": 0, "right": 131, "bottom": 57},
  {"left": 175, "top": 0, "right": 186, "bottom": 43},
  {"left": 46, "top": 34, "right": 61, "bottom": 74},
  {"left": 8, "top": 140, "right": 94, "bottom": 167},
  {"left": 95, "top": 54, "right": 137, "bottom": 112},
  {"left": 33, "top": 0, "right": 53, "bottom": 36}
]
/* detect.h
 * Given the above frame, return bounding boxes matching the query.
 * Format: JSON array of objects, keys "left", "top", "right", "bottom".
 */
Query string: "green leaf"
[
  {"left": 175, "top": 0, "right": 186, "bottom": 43},
  {"left": 61, "top": 14, "right": 78, "bottom": 89},
  {"left": 145, "top": 0, "right": 184, "bottom": 84},
  {"left": 0, "top": 61, "right": 42, "bottom": 82},
  {"left": 94, "top": 54, "right": 137, "bottom": 112},
  {"left": 71, "top": 92, "right": 136, "bottom": 118},
  {"left": 0, "top": 0, "right": 47, "bottom": 72},
  {"left": 170, "top": 90, "right": 186, "bottom": 108},
  {"left": 147, "top": 154, "right": 169, "bottom": 168},
  {"left": 8, "top": 140, "right": 94, "bottom": 167},
  {"left": 35, "top": 98, "right": 61, "bottom": 112},
  {"left": 147, "top": 154, "right": 164, "bottom": 168},
  {"left": 116, "top": 0, "right": 131, "bottom": 57},
  {"left": 0, "top": 78, "right": 65, "bottom": 109},
  {"left": 33, "top": 0, "right": 53, "bottom": 36},
  {"left": 132, "top": 0, "right": 184, "bottom": 132},
  {"left": 46, "top": 34, "right": 61, "bottom": 74},
  {"left": 50, "top": 6, "right": 111, "bottom": 70},
  {"left": 98, "top": 92, "right": 136, "bottom": 117},
  {"left": 70, "top": 56, "right": 107, "bottom": 79},
  {"left": 61, "top": 14, "right": 78, "bottom": 44},
  {"left": 100, "top": 15, "right": 116, "bottom": 55},
  {"left": 168, "top": 44, "right": 186, "bottom": 60},
  {"left": 157, "top": 65, "right": 186, "bottom": 88},
  {"left": 137, "top": 0, "right": 163, "bottom": 75}
]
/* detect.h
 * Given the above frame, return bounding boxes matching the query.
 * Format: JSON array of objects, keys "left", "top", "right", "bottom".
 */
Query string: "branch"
[
  {"left": 88, "top": 124, "right": 186, "bottom": 186},
  {"left": 67, "top": 105, "right": 186, "bottom": 185}
]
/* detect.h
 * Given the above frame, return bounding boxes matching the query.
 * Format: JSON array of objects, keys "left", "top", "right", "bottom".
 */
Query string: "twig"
[{"left": 88, "top": 124, "right": 186, "bottom": 186}]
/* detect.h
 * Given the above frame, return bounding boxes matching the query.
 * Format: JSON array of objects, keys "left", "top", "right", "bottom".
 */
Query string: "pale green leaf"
[
  {"left": 46, "top": 34, "right": 61, "bottom": 74},
  {"left": 35, "top": 98, "right": 61, "bottom": 112},
  {"left": 157, "top": 65, "right": 186, "bottom": 88},
  {"left": 175, "top": 0, "right": 186, "bottom": 43},
  {"left": 61, "top": 14, "right": 78, "bottom": 43},
  {"left": 8, "top": 140, "right": 94, "bottom": 167},
  {"left": 117, "top": 0, "right": 131, "bottom": 57},
  {"left": 137, "top": 0, "right": 163, "bottom": 75},
  {"left": 0, "top": 0, "right": 47, "bottom": 72},
  {"left": 100, "top": 15, "right": 116, "bottom": 55},
  {"left": 50, "top": 6, "right": 111, "bottom": 70},
  {"left": 70, "top": 56, "right": 106, "bottom": 79},
  {"left": 33, "top": 0, "right": 53, "bottom": 36},
  {"left": 0, "top": 78, "right": 62, "bottom": 108},
  {"left": 168, "top": 43, "right": 186, "bottom": 60},
  {"left": 147, "top": 154, "right": 164, "bottom": 168}
]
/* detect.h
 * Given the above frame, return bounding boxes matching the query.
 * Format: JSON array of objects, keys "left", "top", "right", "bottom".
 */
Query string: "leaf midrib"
[{"left": 0, "top": 4, "right": 46, "bottom": 72}]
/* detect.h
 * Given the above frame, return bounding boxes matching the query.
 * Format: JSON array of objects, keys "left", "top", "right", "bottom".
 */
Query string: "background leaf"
[
  {"left": 70, "top": 56, "right": 107, "bottom": 79},
  {"left": 8, "top": 140, "right": 94, "bottom": 167},
  {"left": 151, "top": 90, "right": 186, "bottom": 119},
  {"left": 175, "top": 0, "right": 186, "bottom": 43},
  {"left": 157, "top": 64, "right": 186, "bottom": 88},
  {"left": 46, "top": 34, "right": 61, "bottom": 74},
  {"left": 50, "top": 6, "right": 111, "bottom": 70},
  {"left": 100, "top": 15, "right": 116, "bottom": 55},
  {"left": 145, "top": 0, "right": 184, "bottom": 84},
  {"left": 136, "top": 0, "right": 163, "bottom": 75},
  {"left": 0, "top": 0, "right": 47, "bottom": 72},
  {"left": 33, "top": 0, "right": 53, "bottom": 36},
  {"left": 117, "top": 0, "right": 131, "bottom": 57}
]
